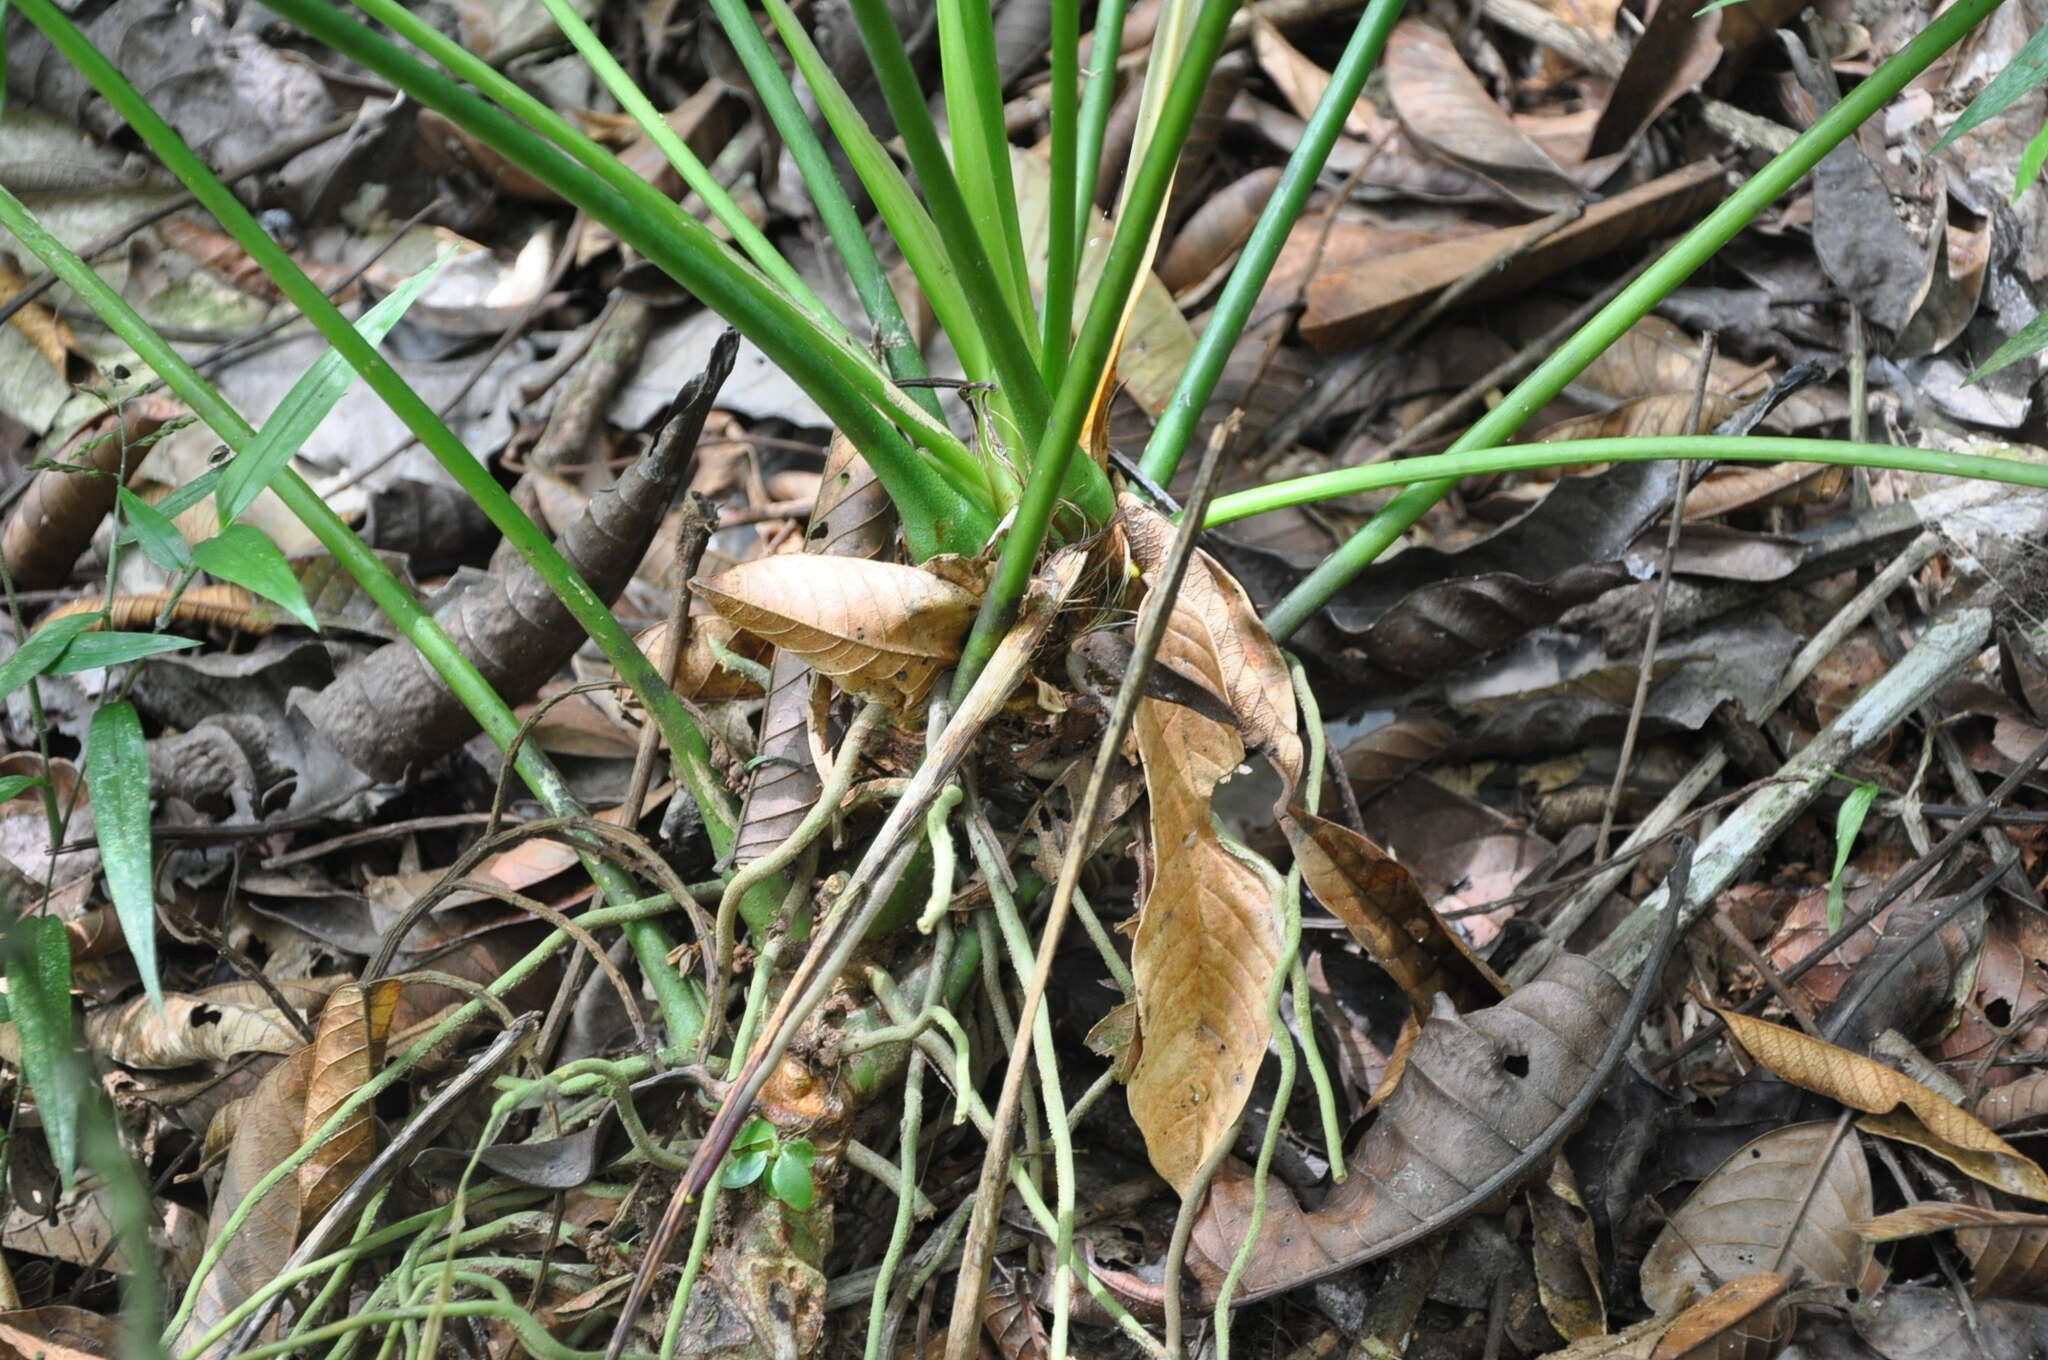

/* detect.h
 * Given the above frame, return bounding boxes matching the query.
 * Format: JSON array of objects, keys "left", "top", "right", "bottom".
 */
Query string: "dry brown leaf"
[
  {"left": 1302, "top": 161, "right": 1723, "bottom": 348},
  {"left": 1159, "top": 167, "right": 1283, "bottom": 296},
  {"left": 1852, "top": 1201, "right": 2048, "bottom": 1298},
  {"left": 694, "top": 555, "right": 976, "bottom": 716},
  {"left": 1641, "top": 1122, "right": 1872, "bottom": 1315},
  {"left": 1719, "top": 1009, "right": 2048, "bottom": 1202},
  {"left": 1682, "top": 463, "right": 1841, "bottom": 520},
  {"left": 1385, "top": 20, "right": 1580, "bottom": 213},
  {"left": 0, "top": 255, "right": 74, "bottom": 376},
  {"left": 1283, "top": 805, "right": 1504, "bottom": 1016},
  {"left": 1650, "top": 1273, "right": 1794, "bottom": 1360},
  {"left": 299, "top": 981, "right": 393, "bottom": 1223},
  {"left": 1121, "top": 495, "right": 1300, "bottom": 787},
  {"left": 4, "top": 394, "right": 185, "bottom": 590},
  {"left": 1587, "top": 0, "right": 1724, "bottom": 160},
  {"left": 81, "top": 994, "right": 302, "bottom": 1070},
  {"left": 1980, "top": 1071, "right": 2048, "bottom": 1132},
  {"left": 627, "top": 614, "right": 768, "bottom": 702},
  {"left": 0, "top": 1305, "right": 123, "bottom": 1360},
  {"left": 1533, "top": 393, "right": 1739, "bottom": 443},
  {"left": 1529, "top": 1156, "right": 1606, "bottom": 1341},
  {"left": 1129, "top": 696, "right": 1281, "bottom": 1193},
  {"left": 1251, "top": 16, "right": 1388, "bottom": 137}
]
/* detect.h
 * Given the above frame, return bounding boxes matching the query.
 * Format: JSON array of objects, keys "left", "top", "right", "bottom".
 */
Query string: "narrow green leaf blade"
[
  {"left": 1827, "top": 780, "right": 1881, "bottom": 935},
  {"left": 215, "top": 251, "right": 450, "bottom": 526},
  {"left": 191, "top": 525, "right": 317, "bottom": 631},
  {"left": 0, "top": 613, "right": 103, "bottom": 701},
  {"left": 5, "top": 916, "right": 79, "bottom": 1185},
  {"left": 0, "top": 773, "right": 43, "bottom": 802},
  {"left": 48, "top": 632, "right": 202, "bottom": 674},
  {"left": 87, "top": 701, "right": 160, "bottom": 1011},
  {"left": 2016, "top": 121, "right": 2048, "bottom": 203},
  {"left": 117, "top": 487, "right": 192, "bottom": 572},
  {"left": 1934, "top": 24, "right": 2048, "bottom": 150},
  {"left": 1971, "top": 310, "right": 2048, "bottom": 383}
]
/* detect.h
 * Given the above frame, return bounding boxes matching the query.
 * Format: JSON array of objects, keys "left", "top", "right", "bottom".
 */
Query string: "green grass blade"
[
  {"left": 1934, "top": 20, "right": 2048, "bottom": 149},
  {"left": 693, "top": 0, "right": 942, "bottom": 419},
  {"left": 1827, "top": 779, "right": 1881, "bottom": 933},
  {"left": 87, "top": 700, "right": 160, "bottom": 1012},
  {"left": 1140, "top": 0, "right": 1404, "bottom": 486},
  {"left": 1072, "top": 0, "right": 1130, "bottom": 250},
  {"left": 0, "top": 611, "right": 100, "bottom": 699},
  {"left": 1042, "top": 0, "right": 1081, "bottom": 389},
  {"left": 1263, "top": 0, "right": 2009, "bottom": 643},
  {"left": 47, "top": 632, "right": 202, "bottom": 673}
]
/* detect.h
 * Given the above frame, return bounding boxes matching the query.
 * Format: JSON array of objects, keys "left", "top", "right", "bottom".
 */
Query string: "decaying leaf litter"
[{"left": 5, "top": 1, "right": 2048, "bottom": 1358}]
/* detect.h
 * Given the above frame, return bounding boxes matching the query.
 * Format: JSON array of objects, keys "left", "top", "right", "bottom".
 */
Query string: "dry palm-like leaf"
[
  {"left": 1283, "top": 805, "right": 1503, "bottom": 1016},
  {"left": 1641, "top": 1123, "right": 1872, "bottom": 1319},
  {"left": 1853, "top": 1201, "right": 2048, "bottom": 1298},
  {"left": 1384, "top": 20, "right": 1580, "bottom": 213},
  {"left": 178, "top": 983, "right": 393, "bottom": 1358},
  {"left": 694, "top": 555, "right": 978, "bottom": 717},
  {"left": 1129, "top": 694, "right": 1282, "bottom": 1193},
  {"left": 1719, "top": 1010, "right": 2048, "bottom": 1202}
]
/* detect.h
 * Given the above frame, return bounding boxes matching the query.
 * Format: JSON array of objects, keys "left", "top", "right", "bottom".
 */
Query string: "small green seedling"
[
  {"left": 720, "top": 1117, "right": 818, "bottom": 1211},
  {"left": 1828, "top": 776, "right": 1884, "bottom": 935}
]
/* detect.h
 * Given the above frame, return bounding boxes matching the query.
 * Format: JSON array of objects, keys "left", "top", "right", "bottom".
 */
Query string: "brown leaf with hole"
[
  {"left": 1283, "top": 806, "right": 1503, "bottom": 1017},
  {"left": 1385, "top": 20, "right": 1580, "bottom": 213},
  {"left": 83, "top": 994, "right": 303, "bottom": 1070},
  {"left": 1174, "top": 950, "right": 1632, "bottom": 1302},
  {"left": 1719, "top": 1009, "right": 2048, "bottom": 1202},
  {"left": 694, "top": 555, "right": 977, "bottom": 716},
  {"left": 1641, "top": 1122, "right": 1872, "bottom": 1316},
  {"left": 1121, "top": 495, "right": 1300, "bottom": 788},
  {"left": 1852, "top": 1201, "right": 2048, "bottom": 1298}
]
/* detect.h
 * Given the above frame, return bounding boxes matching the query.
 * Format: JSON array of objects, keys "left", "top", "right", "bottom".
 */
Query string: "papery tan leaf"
[
  {"left": 81, "top": 994, "right": 302, "bottom": 1070},
  {"left": 0, "top": 1304, "right": 123, "bottom": 1360},
  {"left": 1534, "top": 393, "right": 1738, "bottom": 443},
  {"left": 694, "top": 555, "right": 977, "bottom": 715},
  {"left": 1641, "top": 1122, "right": 1872, "bottom": 1315},
  {"left": 0, "top": 255, "right": 74, "bottom": 376},
  {"left": 628, "top": 614, "right": 768, "bottom": 702},
  {"left": 1529, "top": 1156, "right": 1606, "bottom": 1341},
  {"left": 1121, "top": 495, "right": 1300, "bottom": 786},
  {"left": 1159, "top": 167, "right": 1283, "bottom": 296},
  {"left": 1283, "top": 806, "right": 1503, "bottom": 1017},
  {"left": 1013, "top": 147, "right": 1193, "bottom": 418},
  {"left": 1650, "top": 1273, "right": 1793, "bottom": 1360},
  {"left": 300, "top": 981, "right": 394, "bottom": 1222},
  {"left": 1385, "top": 20, "right": 1579, "bottom": 213},
  {"left": 1251, "top": 16, "right": 1388, "bottom": 137},
  {"left": 1682, "top": 463, "right": 1841, "bottom": 520},
  {"left": 1129, "top": 698, "right": 1281, "bottom": 1193},
  {"left": 1719, "top": 1010, "right": 2048, "bottom": 1202},
  {"left": 1853, "top": 1201, "right": 2048, "bottom": 1298}
]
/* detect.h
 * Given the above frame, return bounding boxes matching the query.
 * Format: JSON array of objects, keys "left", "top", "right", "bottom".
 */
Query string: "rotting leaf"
[
  {"left": 1719, "top": 1009, "right": 2048, "bottom": 1201},
  {"left": 1528, "top": 1156, "right": 1606, "bottom": 1341},
  {"left": 1641, "top": 1122, "right": 1873, "bottom": 1317},
  {"left": 695, "top": 555, "right": 978, "bottom": 718}
]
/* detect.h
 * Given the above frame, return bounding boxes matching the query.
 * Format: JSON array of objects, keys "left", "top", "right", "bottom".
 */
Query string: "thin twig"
[{"left": 1595, "top": 331, "right": 1717, "bottom": 860}]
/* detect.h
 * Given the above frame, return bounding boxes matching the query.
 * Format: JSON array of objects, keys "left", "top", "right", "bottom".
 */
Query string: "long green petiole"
[
  {"left": 1263, "top": 0, "right": 2009, "bottom": 641},
  {"left": 1140, "top": 0, "right": 1406, "bottom": 487},
  {"left": 0, "top": 186, "right": 708, "bottom": 1061},
  {"left": 952, "top": 0, "right": 1239, "bottom": 701},
  {"left": 1203, "top": 435, "right": 2048, "bottom": 526}
]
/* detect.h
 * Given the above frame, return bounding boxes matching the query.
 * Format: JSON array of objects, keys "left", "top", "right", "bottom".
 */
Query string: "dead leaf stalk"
[
  {"left": 1595, "top": 331, "right": 1718, "bottom": 861},
  {"left": 942, "top": 415, "right": 1240, "bottom": 1360}
]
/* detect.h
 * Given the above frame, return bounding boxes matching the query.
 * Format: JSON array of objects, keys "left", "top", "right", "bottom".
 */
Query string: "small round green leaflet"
[
  {"left": 769, "top": 1139, "right": 818, "bottom": 1211},
  {"left": 1, "top": 914, "right": 80, "bottom": 1186},
  {"left": 86, "top": 700, "right": 161, "bottom": 1012}
]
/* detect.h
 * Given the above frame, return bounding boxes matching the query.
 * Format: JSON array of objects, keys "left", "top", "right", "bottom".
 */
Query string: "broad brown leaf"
[
  {"left": 694, "top": 555, "right": 977, "bottom": 715},
  {"left": 626, "top": 613, "right": 768, "bottom": 702},
  {"left": 1533, "top": 393, "right": 1738, "bottom": 443},
  {"left": 0, "top": 1304, "right": 121, "bottom": 1360},
  {"left": 1651, "top": 1273, "right": 1794, "bottom": 1360},
  {"left": 1853, "top": 1201, "right": 2048, "bottom": 1298},
  {"left": 1641, "top": 1122, "right": 1872, "bottom": 1315},
  {"left": 1529, "top": 1157, "right": 1606, "bottom": 1341},
  {"left": 1385, "top": 20, "right": 1579, "bottom": 213},
  {"left": 4, "top": 395, "right": 183, "bottom": 590},
  {"left": 1250, "top": 16, "right": 1386, "bottom": 137},
  {"left": 1282, "top": 806, "right": 1503, "bottom": 1016},
  {"left": 300, "top": 981, "right": 393, "bottom": 1223},
  {"left": 1720, "top": 1010, "right": 2048, "bottom": 1201},
  {"left": 83, "top": 993, "right": 302, "bottom": 1070}
]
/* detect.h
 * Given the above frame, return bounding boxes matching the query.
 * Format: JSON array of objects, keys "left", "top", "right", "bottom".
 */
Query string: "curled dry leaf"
[
  {"left": 1855, "top": 1200, "right": 2048, "bottom": 1298},
  {"left": 1528, "top": 1156, "right": 1607, "bottom": 1341},
  {"left": 4, "top": 394, "right": 185, "bottom": 590},
  {"left": 1719, "top": 1009, "right": 2048, "bottom": 1202},
  {"left": 1641, "top": 1122, "right": 1873, "bottom": 1318},
  {"left": 1650, "top": 1273, "right": 1795, "bottom": 1360},
  {"left": 1182, "top": 952, "right": 1631, "bottom": 1302},
  {"left": 1159, "top": 167, "right": 1284, "bottom": 296},
  {"left": 626, "top": 614, "right": 768, "bottom": 702},
  {"left": 1384, "top": 20, "right": 1580, "bottom": 213},
  {"left": 694, "top": 555, "right": 978, "bottom": 717}
]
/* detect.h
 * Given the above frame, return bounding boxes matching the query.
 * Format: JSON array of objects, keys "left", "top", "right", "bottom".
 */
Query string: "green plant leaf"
[
  {"left": 215, "top": 250, "right": 450, "bottom": 527},
  {"left": 87, "top": 700, "right": 161, "bottom": 1011},
  {"left": 2016, "top": 122, "right": 2048, "bottom": 203},
  {"left": 49, "top": 631, "right": 202, "bottom": 674},
  {"left": 0, "top": 773, "right": 44, "bottom": 802},
  {"left": 192, "top": 524, "right": 317, "bottom": 631},
  {"left": 1828, "top": 779, "right": 1882, "bottom": 935},
  {"left": 1934, "top": 23, "right": 2048, "bottom": 151},
  {"left": 1971, "top": 310, "right": 2048, "bottom": 382},
  {"left": 117, "top": 486, "right": 192, "bottom": 571},
  {"left": 768, "top": 1141, "right": 815, "bottom": 1209},
  {"left": 731, "top": 1117, "right": 777, "bottom": 1155},
  {"left": 0, "top": 612, "right": 102, "bottom": 701},
  {"left": 1693, "top": 0, "right": 1747, "bottom": 13},
  {"left": 722, "top": 1150, "right": 769, "bottom": 1189},
  {"left": 4, "top": 915, "right": 79, "bottom": 1186}
]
